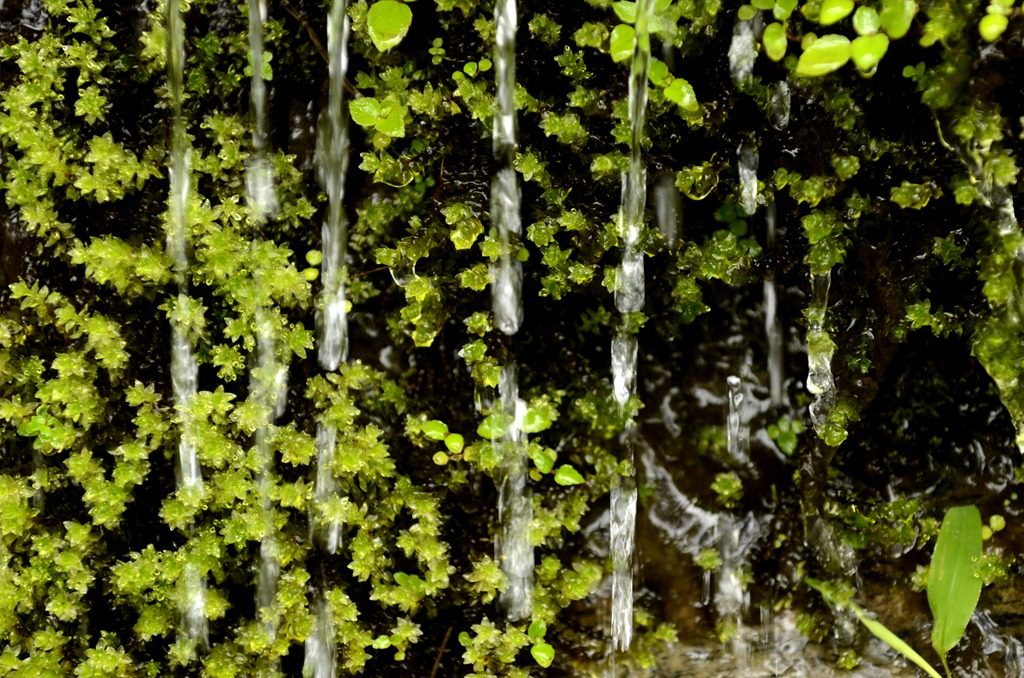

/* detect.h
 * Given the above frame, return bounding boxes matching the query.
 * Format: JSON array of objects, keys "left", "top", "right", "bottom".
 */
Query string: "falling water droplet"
[
  {"left": 654, "top": 174, "right": 681, "bottom": 249},
  {"left": 728, "top": 16, "right": 759, "bottom": 87},
  {"left": 726, "top": 375, "right": 750, "bottom": 467},
  {"left": 737, "top": 143, "right": 759, "bottom": 217},
  {"left": 767, "top": 81, "right": 791, "bottom": 130}
]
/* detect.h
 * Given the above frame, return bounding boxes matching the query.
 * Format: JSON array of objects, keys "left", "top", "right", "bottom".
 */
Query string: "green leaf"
[
  {"left": 795, "top": 34, "right": 851, "bottom": 77},
  {"left": 979, "top": 13, "right": 1008, "bottom": 43},
  {"left": 805, "top": 578, "right": 943, "bottom": 678},
  {"left": 367, "top": 1, "right": 413, "bottom": 52},
  {"left": 763, "top": 22, "right": 788, "bottom": 62},
  {"left": 444, "top": 433, "right": 464, "bottom": 454},
  {"left": 528, "top": 620, "right": 547, "bottom": 640},
  {"left": 648, "top": 58, "right": 670, "bottom": 86},
  {"left": 819, "top": 0, "right": 854, "bottom": 25},
  {"left": 528, "top": 444, "right": 556, "bottom": 474},
  {"left": 422, "top": 419, "right": 448, "bottom": 440},
  {"left": 375, "top": 101, "right": 407, "bottom": 138},
  {"left": 553, "top": 464, "right": 584, "bottom": 486},
  {"left": 530, "top": 641, "right": 555, "bottom": 668},
  {"left": 612, "top": 1, "right": 637, "bottom": 24},
  {"left": 774, "top": 0, "right": 798, "bottom": 20},
  {"left": 851, "top": 606, "right": 943, "bottom": 678},
  {"left": 928, "top": 505, "right": 983, "bottom": 669},
  {"left": 663, "top": 77, "right": 698, "bottom": 111},
  {"left": 850, "top": 34, "right": 889, "bottom": 72},
  {"left": 610, "top": 24, "right": 634, "bottom": 63},
  {"left": 852, "top": 6, "right": 881, "bottom": 35},
  {"left": 879, "top": 0, "right": 916, "bottom": 39},
  {"left": 350, "top": 97, "right": 382, "bottom": 127}
]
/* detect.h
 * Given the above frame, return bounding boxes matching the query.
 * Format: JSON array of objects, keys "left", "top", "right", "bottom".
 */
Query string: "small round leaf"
[
  {"left": 367, "top": 1, "right": 413, "bottom": 52},
  {"left": 530, "top": 642, "right": 555, "bottom": 668},
  {"left": 851, "top": 33, "right": 889, "bottom": 72},
  {"left": 979, "top": 13, "right": 1008, "bottom": 43},
  {"left": 853, "top": 6, "right": 881, "bottom": 35}
]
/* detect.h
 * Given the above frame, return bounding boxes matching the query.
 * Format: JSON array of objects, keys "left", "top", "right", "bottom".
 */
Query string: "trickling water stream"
[
  {"left": 166, "top": 0, "right": 207, "bottom": 647},
  {"left": 245, "top": 0, "right": 277, "bottom": 221},
  {"left": 318, "top": 0, "right": 351, "bottom": 372},
  {"left": 807, "top": 272, "right": 835, "bottom": 431},
  {"left": 491, "top": 0, "right": 532, "bottom": 622},
  {"left": 609, "top": 0, "right": 654, "bottom": 654},
  {"left": 737, "top": 143, "right": 758, "bottom": 217},
  {"left": 764, "top": 202, "right": 784, "bottom": 406}
]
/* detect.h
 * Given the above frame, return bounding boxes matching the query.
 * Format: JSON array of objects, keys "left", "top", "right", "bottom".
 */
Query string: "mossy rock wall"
[{"left": 1, "top": 0, "right": 1024, "bottom": 675}]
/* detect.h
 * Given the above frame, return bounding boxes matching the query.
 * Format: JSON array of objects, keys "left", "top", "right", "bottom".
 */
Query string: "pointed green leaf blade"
[
  {"left": 928, "top": 505, "right": 983, "bottom": 661},
  {"left": 850, "top": 604, "right": 943, "bottom": 678}
]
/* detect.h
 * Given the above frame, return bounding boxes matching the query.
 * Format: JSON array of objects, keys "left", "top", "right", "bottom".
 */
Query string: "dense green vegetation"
[{"left": 1, "top": 0, "right": 1023, "bottom": 675}]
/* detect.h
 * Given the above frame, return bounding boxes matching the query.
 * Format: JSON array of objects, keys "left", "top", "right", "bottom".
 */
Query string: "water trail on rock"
[
  {"left": 495, "top": 364, "right": 531, "bottom": 620},
  {"left": 166, "top": 0, "right": 207, "bottom": 647}
]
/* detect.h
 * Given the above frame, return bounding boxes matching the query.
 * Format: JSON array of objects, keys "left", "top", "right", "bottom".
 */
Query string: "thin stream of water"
[
  {"left": 318, "top": 0, "right": 351, "bottom": 372},
  {"left": 807, "top": 272, "right": 835, "bottom": 431},
  {"left": 764, "top": 201, "right": 784, "bottom": 407},
  {"left": 737, "top": 143, "right": 758, "bottom": 217},
  {"left": 726, "top": 376, "right": 749, "bottom": 467},
  {"left": 306, "top": 5, "right": 350, "bottom": 676},
  {"left": 246, "top": 0, "right": 277, "bottom": 220},
  {"left": 167, "top": 0, "right": 207, "bottom": 647},
  {"left": 609, "top": 0, "right": 654, "bottom": 655},
  {"left": 303, "top": 598, "right": 337, "bottom": 678},
  {"left": 491, "top": 0, "right": 532, "bottom": 621}
]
